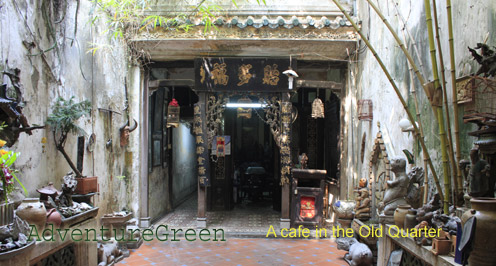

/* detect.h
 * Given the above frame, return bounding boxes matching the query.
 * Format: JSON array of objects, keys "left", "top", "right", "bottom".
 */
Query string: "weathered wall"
[
  {"left": 342, "top": 0, "right": 495, "bottom": 200},
  {"left": 0, "top": 0, "right": 143, "bottom": 222},
  {"left": 172, "top": 123, "right": 197, "bottom": 207}
]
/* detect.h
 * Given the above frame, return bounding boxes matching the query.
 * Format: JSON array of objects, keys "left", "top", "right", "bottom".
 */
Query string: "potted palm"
[{"left": 46, "top": 97, "right": 96, "bottom": 194}]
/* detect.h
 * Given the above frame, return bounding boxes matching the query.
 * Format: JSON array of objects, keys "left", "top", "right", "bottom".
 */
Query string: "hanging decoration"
[
  {"left": 280, "top": 101, "right": 292, "bottom": 185},
  {"left": 216, "top": 136, "right": 226, "bottom": 157},
  {"left": 358, "top": 99, "right": 373, "bottom": 121},
  {"left": 167, "top": 98, "right": 180, "bottom": 128},
  {"left": 237, "top": 96, "right": 252, "bottom": 119},
  {"left": 311, "top": 98, "right": 325, "bottom": 118},
  {"left": 206, "top": 95, "right": 226, "bottom": 150},
  {"left": 193, "top": 103, "right": 210, "bottom": 187}
]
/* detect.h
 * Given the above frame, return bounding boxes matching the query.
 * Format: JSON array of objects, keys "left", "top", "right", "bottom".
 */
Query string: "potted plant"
[
  {"left": 46, "top": 97, "right": 96, "bottom": 194},
  {"left": 0, "top": 122, "right": 27, "bottom": 225}
]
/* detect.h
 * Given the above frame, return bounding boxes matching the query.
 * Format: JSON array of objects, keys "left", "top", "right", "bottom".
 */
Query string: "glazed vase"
[
  {"left": 393, "top": 204, "right": 410, "bottom": 229},
  {"left": 404, "top": 209, "right": 417, "bottom": 230},
  {"left": 15, "top": 198, "right": 47, "bottom": 233},
  {"left": 468, "top": 197, "right": 496, "bottom": 266}
]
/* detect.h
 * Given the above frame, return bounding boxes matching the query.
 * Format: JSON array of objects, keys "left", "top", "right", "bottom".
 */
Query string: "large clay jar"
[
  {"left": 15, "top": 198, "right": 47, "bottom": 233},
  {"left": 393, "top": 204, "right": 410, "bottom": 229},
  {"left": 404, "top": 209, "right": 417, "bottom": 230},
  {"left": 468, "top": 198, "right": 496, "bottom": 266}
]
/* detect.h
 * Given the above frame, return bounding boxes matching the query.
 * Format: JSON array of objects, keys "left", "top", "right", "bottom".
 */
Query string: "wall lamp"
[{"left": 225, "top": 103, "right": 267, "bottom": 108}]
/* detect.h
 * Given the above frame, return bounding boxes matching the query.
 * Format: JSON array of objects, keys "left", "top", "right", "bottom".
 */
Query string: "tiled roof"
[{"left": 169, "top": 15, "right": 353, "bottom": 30}]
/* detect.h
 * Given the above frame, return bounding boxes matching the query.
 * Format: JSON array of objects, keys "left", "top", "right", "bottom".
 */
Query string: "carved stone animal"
[
  {"left": 379, "top": 157, "right": 410, "bottom": 215},
  {"left": 336, "top": 237, "right": 373, "bottom": 266},
  {"left": 405, "top": 167, "right": 424, "bottom": 209},
  {"left": 98, "top": 241, "right": 122, "bottom": 266},
  {"left": 416, "top": 193, "right": 442, "bottom": 225}
]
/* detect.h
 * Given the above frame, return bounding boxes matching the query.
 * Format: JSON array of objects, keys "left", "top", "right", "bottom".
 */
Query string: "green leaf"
[{"left": 11, "top": 172, "right": 28, "bottom": 196}]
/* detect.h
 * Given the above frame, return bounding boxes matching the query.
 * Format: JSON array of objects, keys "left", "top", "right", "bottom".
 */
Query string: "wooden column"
[
  {"left": 194, "top": 92, "right": 210, "bottom": 228},
  {"left": 139, "top": 68, "right": 151, "bottom": 228},
  {"left": 280, "top": 93, "right": 292, "bottom": 229}
]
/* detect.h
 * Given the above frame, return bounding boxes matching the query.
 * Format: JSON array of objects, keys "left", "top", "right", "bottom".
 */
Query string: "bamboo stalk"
[
  {"left": 391, "top": 0, "right": 430, "bottom": 204},
  {"left": 446, "top": 0, "right": 463, "bottom": 196},
  {"left": 432, "top": 0, "right": 459, "bottom": 202},
  {"left": 364, "top": 0, "right": 448, "bottom": 213},
  {"left": 401, "top": 31, "right": 430, "bottom": 205},
  {"left": 332, "top": 0, "right": 445, "bottom": 205},
  {"left": 391, "top": 1, "right": 428, "bottom": 79},
  {"left": 425, "top": 0, "right": 450, "bottom": 214}
]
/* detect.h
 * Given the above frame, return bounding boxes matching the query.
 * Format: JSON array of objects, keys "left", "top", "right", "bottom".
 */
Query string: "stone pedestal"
[
  {"left": 197, "top": 217, "right": 207, "bottom": 228},
  {"left": 378, "top": 214, "right": 394, "bottom": 225},
  {"left": 280, "top": 218, "right": 290, "bottom": 229}
]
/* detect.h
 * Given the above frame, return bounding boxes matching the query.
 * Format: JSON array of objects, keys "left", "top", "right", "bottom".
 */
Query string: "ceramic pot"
[
  {"left": 468, "top": 197, "right": 496, "bottom": 266},
  {"left": 15, "top": 198, "right": 46, "bottom": 233},
  {"left": 333, "top": 200, "right": 356, "bottom": 219},
  {"left": 393, "top": 204, "right": 410, "bottom": 229},
  {"left": 404, "top": 209, "right": 417, "bottom": 230},
  {"left": 0, "top": 201, "right": 14, "bottom": 226},
  {"left": 46, "top": 208, "right": 62, "bottom": 227}
]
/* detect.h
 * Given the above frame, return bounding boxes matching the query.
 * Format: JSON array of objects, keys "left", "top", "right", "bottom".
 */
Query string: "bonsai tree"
[{"left": 46, "top": 97, "right": 91, "bottom": 178}]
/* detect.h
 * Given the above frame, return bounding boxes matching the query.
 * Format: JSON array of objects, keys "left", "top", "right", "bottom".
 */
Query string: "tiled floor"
[
  {"left": 157, "top": 194, "right": 281, "bottom": 234},
  {"left": 116, "top": 238, "right": 348, "bottom": 266}
]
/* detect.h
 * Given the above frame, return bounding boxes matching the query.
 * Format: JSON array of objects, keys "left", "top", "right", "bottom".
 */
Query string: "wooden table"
[{"left": 378, "top": 224, "right": 458, "bottom": 266}]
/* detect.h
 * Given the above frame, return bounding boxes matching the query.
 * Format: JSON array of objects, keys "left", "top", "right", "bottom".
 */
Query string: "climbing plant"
[{"left": 89, "top": 0, "right": 227, "bottom": 60}]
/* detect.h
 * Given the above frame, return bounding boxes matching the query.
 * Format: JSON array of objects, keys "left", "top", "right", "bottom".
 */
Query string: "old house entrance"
[{"left": 147, "top": 58, "right": 345, "bottom": 230}]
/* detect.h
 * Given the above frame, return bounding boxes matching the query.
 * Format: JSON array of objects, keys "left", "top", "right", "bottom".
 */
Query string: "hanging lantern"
[
  {"left": 311, "top": 98, "right": 324, "bottom": 118},
  {"left": 237, "top": 96, "right": 252, "bottom": 119},
  {"left": 358, "top": 99, "right": 373, "bottom": 121},
  {"left": 167, "top": 98, "right": 180, "bottom": 128}
]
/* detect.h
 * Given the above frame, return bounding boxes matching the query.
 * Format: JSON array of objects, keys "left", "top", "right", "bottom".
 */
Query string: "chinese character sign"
[{"left": 195, "top": 58, "right": 296, "bottom": 92}]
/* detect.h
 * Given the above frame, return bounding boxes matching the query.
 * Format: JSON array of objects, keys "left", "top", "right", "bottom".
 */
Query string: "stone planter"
[
  {"left": 74, "top": 176, "right": 98, "bottom": 194},
  {"left": 0, "top": 239, "right": 35, "bottom": 261}
]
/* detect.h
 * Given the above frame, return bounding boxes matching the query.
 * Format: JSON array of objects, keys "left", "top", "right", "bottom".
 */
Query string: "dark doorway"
[{"left": 207, "top": 102, "right": 281, "bottom": 213}]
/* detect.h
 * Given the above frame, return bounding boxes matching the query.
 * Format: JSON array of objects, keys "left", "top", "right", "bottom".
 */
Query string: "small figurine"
[
  {"left": 354, "top": 178, "right": 370, "bottom": 220},
  {"left": 298, "top": 153, "right": 308, "bottom": 169},
  {"left": 354, "top": 188, "right": 371, "bottom": 220},
  {"left": 468, "top": 147, "right": 491, "bottom": 197}
]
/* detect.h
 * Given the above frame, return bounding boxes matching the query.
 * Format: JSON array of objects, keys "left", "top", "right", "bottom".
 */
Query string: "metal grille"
[{"left": 400, "top": 247, "right": 426, "bottom": 266}]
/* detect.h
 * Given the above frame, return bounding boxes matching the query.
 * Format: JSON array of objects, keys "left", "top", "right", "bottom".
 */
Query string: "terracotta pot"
[
  {"left": 0, "top": 201, "right": 14, "bottom": 226},
  {"left": 74, "top": 177, "right": 98, "bottom": 194},
  {"left": 468, "top": 197, "right": 496, "bottom": 266},
  {"left": 46, "top": 208, "right": 62, "bottom": 227},
  {"left": 404, "top": 209, "right": 417, "bottom": 230},
  {"left": 15, "top": 198, "right": 46, "bottom": 233},
  {"left": 393, "top": 204, "right": 410, "bottom": 229},
  {"left": 431, "top": 238, "right": 451, "bottom": 256}
]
